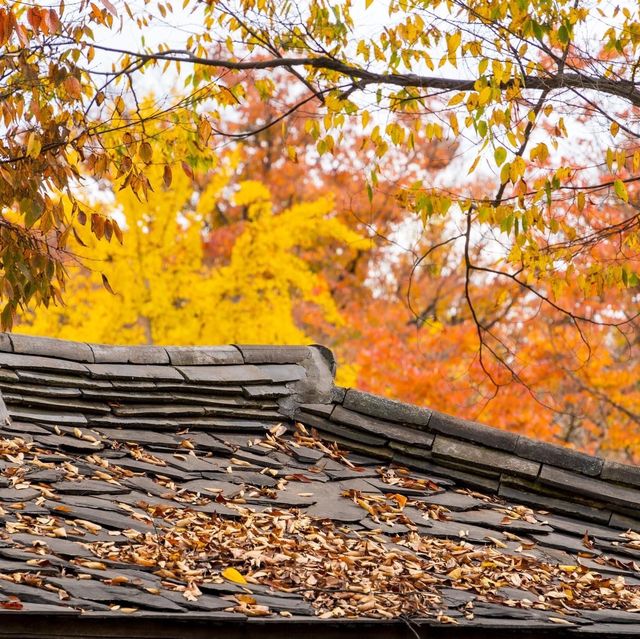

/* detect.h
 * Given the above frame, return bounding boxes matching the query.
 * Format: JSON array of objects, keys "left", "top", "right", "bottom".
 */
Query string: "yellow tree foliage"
[
  {"left": 5, "top": 0, "right": 640, "bottom": 328},
  {"left": 18, "top": 165, "right": 365, "bottom": 348}
]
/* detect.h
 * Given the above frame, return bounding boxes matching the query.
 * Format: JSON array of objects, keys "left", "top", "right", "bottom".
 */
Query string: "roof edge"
[{"left": 296, "top": 387, "right": 640, "bottom": 527}]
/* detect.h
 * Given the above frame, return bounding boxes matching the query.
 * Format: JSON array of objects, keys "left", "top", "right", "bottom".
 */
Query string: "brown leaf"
[
  {"left": 181, "top": 161, "right": 194, "bottom": 179},
  {"left": 101, "top": 273, "right": 115, "bottom": 295},
  {"left": 139, "top": 142, "right": 153, "bottom": 164},
  {"left": 100, "top": 0, "right": 118, "bottom": 16},
  {"left": 72, "top": 226, "right": 87, "bottom": 247},
  {"left": 163, "top": 164, "right": 172, "bottom": 188}
]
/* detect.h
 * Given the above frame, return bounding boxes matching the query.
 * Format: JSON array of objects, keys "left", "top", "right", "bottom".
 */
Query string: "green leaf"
[
  {"left": 20, "top": 197, "right": 44, "bottom": 228},
  {"left": 532, "top": 21, "right": 543, "bottom": 41},
  {"left": 494, "top": 147, "right": 507, "bottom": 166},
  {"left": 558, "top": 24, "right": 569, "bottom": 44}
]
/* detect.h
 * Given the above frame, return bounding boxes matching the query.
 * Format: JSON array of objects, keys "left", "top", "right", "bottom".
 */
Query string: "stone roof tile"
[{"left": 0, "top": 333, "right": 637, "bottom": 635}]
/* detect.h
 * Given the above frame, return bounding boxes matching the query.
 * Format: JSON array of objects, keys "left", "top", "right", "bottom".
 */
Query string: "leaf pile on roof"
[{"left": 2, "top": 421, "right": 640, "bottom": 626}]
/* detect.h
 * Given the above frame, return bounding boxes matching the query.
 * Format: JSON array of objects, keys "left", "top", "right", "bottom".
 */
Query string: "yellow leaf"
[
  {"left": 222, "top": 567, "right": 247, "bottom": 584},
  {"left": 614, "top": 179, "right": 629, "bottom": 203},
  {"left": 559, "top": 565, "right": 578, "bottom": 573},
  {"left": 26, "top": 133, "right": 41, "bottom": 159},
  {"left": 577, "top": 192, "right": 585, "bottom": 211},
  {"left": 447, "top": 31, "right": 461, "bottom": 54},
  {"left": 448, "top": 92, "right": 465, "bottom": 107},
  {"left": 356, "top": 498, "right": 376, "bottom": 516},
  {"left": 478, "top": 86, "right": 492, "bottom": 105},
  {"left": 500, "top": 162, "right": 511, "bottom": 183},
  {"left": 447, "top": 566, "right": 462, "bottom": 580},
  {"left": 610, "top": 121, "right": 620, "bottom": 137}
]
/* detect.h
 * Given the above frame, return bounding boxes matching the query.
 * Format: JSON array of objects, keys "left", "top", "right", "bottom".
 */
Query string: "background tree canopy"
[{"left": 3, "top": 0, "right": 640, "bottom": 458}]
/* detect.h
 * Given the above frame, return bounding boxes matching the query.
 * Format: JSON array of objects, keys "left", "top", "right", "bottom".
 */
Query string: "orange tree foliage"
[
  {"left": 194, "top": 87, "right": 640, "bottom": 461},
  {"left": 4, "top": 0, "right": 640, "bottom": 458}
]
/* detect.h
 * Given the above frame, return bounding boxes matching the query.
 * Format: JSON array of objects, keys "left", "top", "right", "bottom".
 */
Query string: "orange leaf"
[
  {"left": 1, "top": 596, "right": 23, "bottom": 610},
  {"left": 64, "top": 76, "right": 82, "bottom": 99},
  {"left": 391, "top": 493, "right": 407, "bottom": 509},
  {"left": 27, "top": 7, "right": 42, "bottom": 31}
]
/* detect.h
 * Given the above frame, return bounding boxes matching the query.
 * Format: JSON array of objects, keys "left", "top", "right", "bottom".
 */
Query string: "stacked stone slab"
[
  {"left": 2, "top": 333, "right": 640, "bottom": 529},
  {"left": 0, "top": 334, "right": 335, "bottom": 437},
  {"left": 296, "top": 388, "right": 640, "bottom": 528}
]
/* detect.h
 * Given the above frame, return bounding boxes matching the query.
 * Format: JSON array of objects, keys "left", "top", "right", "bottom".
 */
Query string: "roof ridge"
[
  {"left": 295, "top": 388, "right": 640, "bottom": 529},
  {"left": 0, "top": 333, "right": 323, "bottom": 366}
]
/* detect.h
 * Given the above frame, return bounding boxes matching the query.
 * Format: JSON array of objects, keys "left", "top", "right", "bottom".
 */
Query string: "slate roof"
[{"left": 1, "top": 334, "right": 640, "bottom": 637}]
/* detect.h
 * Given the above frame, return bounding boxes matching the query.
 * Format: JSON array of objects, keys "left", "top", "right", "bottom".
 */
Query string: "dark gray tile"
[
  {"left": 53, "top": 480, "right": 129, "bottom": 495},
  {"left": 166, "top": 346, "right": 243, "bottom": 366},
  {"left": 46, "top": 577, "right": 184, "bottom": 611},
  {"left": 9, "top": 334, "right": 94, "bottom": 362},
  {"left": 532, "top": 531, "right": 600, "bottom": 555},
  {"left": 601, "top": 461, "right": 640, "bottom": 488},
  {"left": 516, "top": 437, "right": 603, "bottom": 476},
  {"left": 85, "top": 363, "right": 183, "bottom": 381},
  {"left": 331, "top": 405, "right": 434, "bottom": 447},
  {"left": 428, "top": 411, "right": 519, "bottom": 452},
  {"left": 236, "top": 345, "right": 311, "bottom": 364},
  {"left": 0, "top": 352, "right": 89, "bottom": 373},
  {"left": 8, "top": 407, "right": 88, "bottom": 426},
  {"left": 0, "top": 488, "right": 40, "bottom": 502},
  {"left": 12, "top": 533, "right": 94, "bottom": 558},
  {"left": 343, "top": 389, "right": 432, "bottom": 426},
  {"left": 290, "top": 445, "right": 324, "bottom": 463},
  {"left": 421, "top": 491, "right": 488, "bottom": 511},
  {"left": 90, "top": 344, "right": 170, "bottom": 365},
  {"left": 177, "top": 365, "right": 270, "bottom": 384},
  {"left": 432, "top": 436, "right": 539, "bottom": 478},
  {"left": 297, "top": 411, "right": 386, "bottom": 447},
  {"left": 540, "top": 466, "right": 640, "bottom": 509}
]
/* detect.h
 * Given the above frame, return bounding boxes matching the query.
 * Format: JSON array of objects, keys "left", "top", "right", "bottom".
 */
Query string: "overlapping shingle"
[{"left": 0, "top": 334, "right": 639, "bottom": 636}]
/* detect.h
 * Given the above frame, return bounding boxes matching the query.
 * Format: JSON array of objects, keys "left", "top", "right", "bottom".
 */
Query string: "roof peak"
[{"left": 0, "top": 332, "right": 334, "bottom": 367}]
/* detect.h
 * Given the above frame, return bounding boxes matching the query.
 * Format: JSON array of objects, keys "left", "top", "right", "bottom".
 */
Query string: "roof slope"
[{"left": 0, "top": 334, "right": 639, "bottom": 637}]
